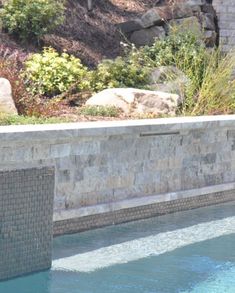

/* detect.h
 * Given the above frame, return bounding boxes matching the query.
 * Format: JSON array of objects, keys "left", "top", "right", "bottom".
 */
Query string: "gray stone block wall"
[
  {"left": 212, "top": 0, "right": 235, "bottom": 52},
  {"left": 0, "top": 167, "right": 54, "bottom": 281},
  {"left": 54, "top": 126, "right": 235, "bottom": 210},
  {"left": 0, "top": 116, "right": 235, "bottom": 235}
]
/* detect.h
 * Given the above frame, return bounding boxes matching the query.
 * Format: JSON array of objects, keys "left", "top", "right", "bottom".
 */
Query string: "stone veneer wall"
[
  {"left": 212, "top": 0, "right": 235, "bottom": 52},
  {"left": 0, "top": 116, "right": 235, "bottom": 236}
]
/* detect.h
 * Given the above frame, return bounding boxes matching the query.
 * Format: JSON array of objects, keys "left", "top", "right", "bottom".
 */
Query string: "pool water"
[{"left": 1, "top": 201, "right": 235, "bottom": 293}]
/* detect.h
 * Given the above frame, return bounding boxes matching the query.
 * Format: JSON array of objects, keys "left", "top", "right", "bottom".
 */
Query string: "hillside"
[
  {"left": 2, "top": 0, "right": 231, "bottom": 123},
  {"left": 0, "top": 0, "right": 162, "bottom": 66}
]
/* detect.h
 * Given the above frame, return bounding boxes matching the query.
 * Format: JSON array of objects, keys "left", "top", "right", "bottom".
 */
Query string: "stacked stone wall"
[
  {"left": 118, "top": 1, "right": 217, "bottom": 48},
  {"left": 212, "top": 0, "right": 235, "bottom": 51},
  {"left": 0, "top": 116, "right": 235, "bottom": 235},
  {"left": 119, "top": 0, "right": 235, "bottom": 51}
]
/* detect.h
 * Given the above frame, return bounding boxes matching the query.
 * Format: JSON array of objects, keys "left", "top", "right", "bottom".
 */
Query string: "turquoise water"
[{"left": 1, "top": 201, "right": 235, "bottom": 293}]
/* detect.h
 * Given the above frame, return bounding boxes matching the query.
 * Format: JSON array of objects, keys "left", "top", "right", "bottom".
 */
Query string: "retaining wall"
[
  {"left": 0, "top": 116, "right": 235, "bottom": 236},
  {"left": 213, "top": 0, "right": 235, "bottom": 52}
]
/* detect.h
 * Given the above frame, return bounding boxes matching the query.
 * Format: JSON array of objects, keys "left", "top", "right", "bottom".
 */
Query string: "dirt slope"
[{"left": 0, "top": 0, "right": 160, "bottom": 66}]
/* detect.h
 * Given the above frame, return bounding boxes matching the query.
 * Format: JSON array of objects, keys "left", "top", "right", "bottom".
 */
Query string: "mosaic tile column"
[{"left": 0, "top": 167, "right": 55, "bottom": 281}]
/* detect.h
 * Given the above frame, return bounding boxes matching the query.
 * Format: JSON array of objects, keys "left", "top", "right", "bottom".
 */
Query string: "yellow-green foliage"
[
  {"left": 0, "top": 114, "right": 67, "bottom": 125},
  {"left": 24, "top": 48, "right": 91, "bottom": 96},
  {"left": 79, "top": 105, "right": 120, "bottom": 117},
  {"left": 140, "top": 29, "right": 209, "bottom": 108},
  {"left": 1, "top": 0, "right": 64, "bottom": 41},
  {"left": 192, "top": 51, "right": 235, "bottom": 115},
  {"left": 130, "top": 28, "right": 235, "bottom": 116},
  {"left": 91, "top": 54, "right": 150, "bottom": 92},
  {"left": 20, "top": 29, "right": 235, "bottom": 118}
]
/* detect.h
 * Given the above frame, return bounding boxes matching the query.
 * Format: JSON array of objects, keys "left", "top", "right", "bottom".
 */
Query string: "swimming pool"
[{"left": 1, "top": 201, "right": 235, "bottom": 293}]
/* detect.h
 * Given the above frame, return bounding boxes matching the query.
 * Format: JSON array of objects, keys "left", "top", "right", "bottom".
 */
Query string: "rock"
[
  {"left": 187, "top": 0, "right": 206, "bottom": 5},
  {"left": 140, "top": 3, "right": 201, "bottom": 29},
  {"left": 149, "top": 66, "right": 187, "bottom": 83},
  {"left": 134, "top": 90, "right": 181, "bottom": 116},
  {"left": 168, "top": 16, "right": 202, "bottom": 36},
  {"left": 172, "top": 3, "right": 200, "bottom": 18},
  {"left": 130, "top": 26, "right": 165, "bottom": 47},
  {"left": 117, "top": 1, "right": 217, "bottom": 49},
  {"left": 201, "top": 4, "right": 216, "bottom": 14},
  {"left": 0, "top": 78, "right": 18, "bottom": 115},
  {"left": 117, "top": 19, "right": 143, "bottom": 34},
  {"left": 141, "top": 8, "right": 164, "bottom": 28},
  {"left": 202, "top": 13, "right": 215, "bottom": 31},
  {"left": 203, "top": 30, "right": 217, "bottom": 47},
  {"left": 149, "top": 81, "right": 185, "bottom": 96},
  {"left": 86, "top": 88, "right": 181, "bottom": 116},
  {"left": 148, "top": 66, "right": 190, "bottom": 97},
  {"left": 86, "top": 88, "right": 134, "bottom": 113}
]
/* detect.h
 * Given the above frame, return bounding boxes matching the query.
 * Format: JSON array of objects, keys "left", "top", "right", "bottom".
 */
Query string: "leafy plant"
[
  {"left": 0, "top": 0, "right": 65, "bottom": 41},
  {"left": 0, "top": 57, "right": 66, "bottom": 117},
  {"left": 90, "top": 53, "right": 150, "bottom": 92},
  {"left": 23, "top": 47, "right": 91, "bottom": 96},
  {"left": 139, "top": 28, "right": 209, "bottom": 109},
  {"left": 79, "top": 105, "right": 120, "bottom": 117}
]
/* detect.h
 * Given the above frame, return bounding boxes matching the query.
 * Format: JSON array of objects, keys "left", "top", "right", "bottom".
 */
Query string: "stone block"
[
  {"left": 141, "top": 8, "right": 164, "bottom": 28},
  {"left": 169, "top": 16, "right": 202, "bottom": 36},
  {"left": 202, "top": 13, "right": 216, "bottom": 30},
  {"left": 128, "top": 26, "right": 165, "bottom": 47},
  {"left": 50, "top": 143, "right": 71, "bottom": 158},
  {"left": 117, "top": 19, "right": 143, "bottom": 34}
]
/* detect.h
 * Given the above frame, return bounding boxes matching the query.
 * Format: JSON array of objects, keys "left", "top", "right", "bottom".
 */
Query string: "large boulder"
[
  {"left": 130, "top": 26, "right": 165, "bottom": 47},
  {"left": 117, "top": 19, "right": 143, "bottom": 34},
  {"left": 86, "top": 88, "right": 181, "bottom": 116},
  {"left": 0, "top": 78, "right": 18, "bottom": 115},
  {"left": 148, "top": 66, "right": 190, "bottom": 98}
]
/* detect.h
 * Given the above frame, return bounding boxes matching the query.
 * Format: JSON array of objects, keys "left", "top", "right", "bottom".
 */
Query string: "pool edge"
[{"left": 53, "top": 187, "right": 235, "bottom": 236}]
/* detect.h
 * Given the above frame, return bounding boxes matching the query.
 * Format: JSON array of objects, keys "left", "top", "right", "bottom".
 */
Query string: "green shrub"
[
  {"left": 90, "top": 53, "right": 150, "bottom": 92},
  {"left": 79, "top": 105, "right": 120, "bottom": 117},
  {"left": 1, "top": 0, "right": 64, "bottom": 41},
  {"left": 23, "top": 48, "right": 91, "bottom": 96},
  {"left": 140, "top": 29, "right": 209, "bottom": 110}
]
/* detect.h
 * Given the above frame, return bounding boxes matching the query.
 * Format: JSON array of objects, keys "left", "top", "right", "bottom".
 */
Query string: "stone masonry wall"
[
  {"left": 118, "top": 0, "right": 235, "bottom": 52},
  {"left": 212, "top": 0, "right": 235, "bottom": 52},
  {"left": 0, "top": 116, "right": 235, "bottom": 235},
  {"left": 118, "top": 1, "right": 217, "bottom": 48}
]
